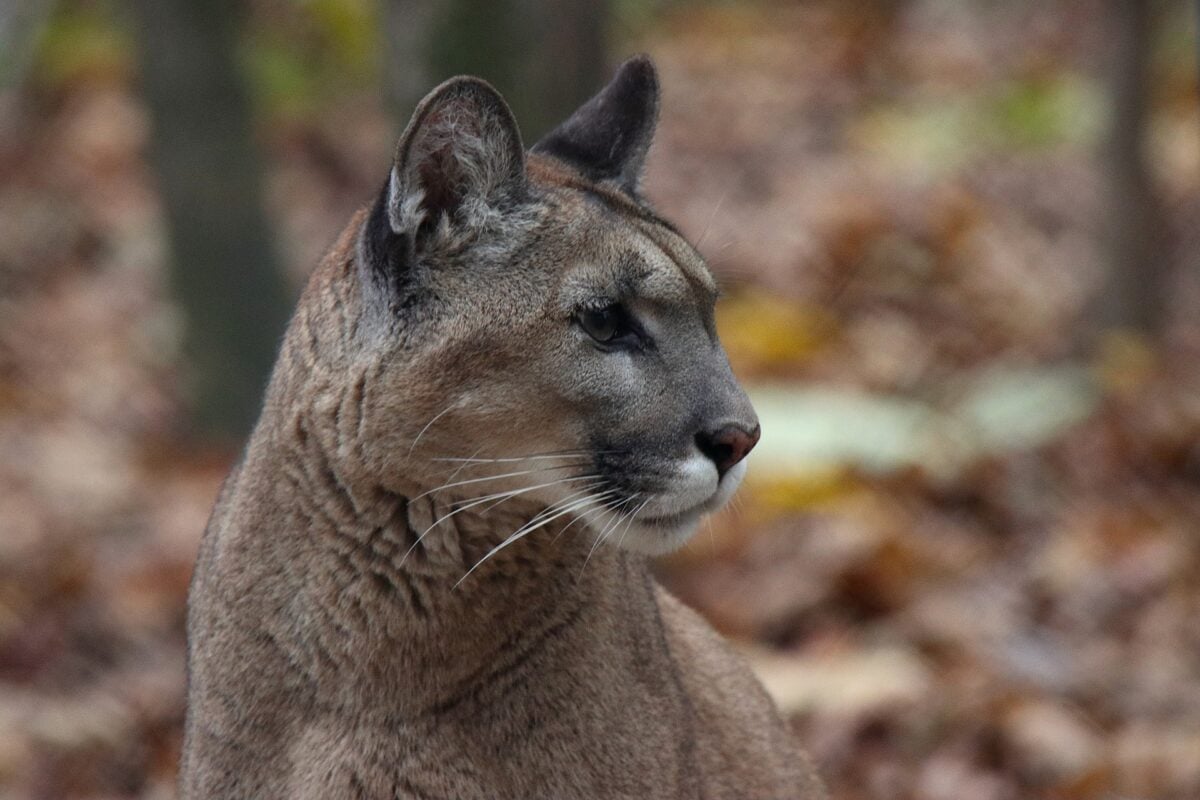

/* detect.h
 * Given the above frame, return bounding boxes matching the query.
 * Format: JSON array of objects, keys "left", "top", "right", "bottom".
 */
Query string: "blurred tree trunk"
[
  {"left": 383, "top": 0, "right": 441, "bottom": 121},
  {"left": 383, "top": 0, "right": 609, "bottom": 142},
  {"left": 1096, "top": 0, "right": 1170, "bottom": 338},
  {"left": 129, "top": 0, "right": 292, "bottom": 441}
]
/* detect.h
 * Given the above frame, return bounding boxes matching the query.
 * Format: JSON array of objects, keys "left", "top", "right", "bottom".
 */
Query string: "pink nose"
[{"left": 696, "top": 424, "right": 761, "bottom": 478}]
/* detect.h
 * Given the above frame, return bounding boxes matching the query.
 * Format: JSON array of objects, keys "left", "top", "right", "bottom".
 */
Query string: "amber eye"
[{"left": 577, "top": 304, "right": 641, "bottom": 348}]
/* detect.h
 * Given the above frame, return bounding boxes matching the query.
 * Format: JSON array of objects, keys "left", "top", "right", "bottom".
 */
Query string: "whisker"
[
  {"left": 407, "top": 403, "right": 457, "bottom": 456},
  {"left": 551, "top": 494, "right": 616, "bottom": 542},
  {"left": 411, "top": 463, "right": 591, "bottom": 502},
  {"left": 615, "top": 498, "right": 652, "bottom": 551},
  {"left": 603, "top": 497, "right": 645, "bottom": 554},
  {"left": 439, "top": 477, "right": 603, "bottom": 531},
  {"left": 441, "top": 444, "right": 485, "bottom": 485},
  {"left": 509, "top": 489, "right": 611, "bottom": 540},
  {"left": 400, "top": 475, "right": 602, "bottom": 566},
  {"left": 468, "top": 478, "right": 601, "bottom": 518},
  {"left": 430, "top": 449, "right": 619, "bottom": 464},
  {"left": 454, "top": 492, "right": 608, "bottom": 588},
  {"left": 578, "top": 494, "right": 641, "bottom": 579},
  {"left": 694, "top": 185, "right": 730, "bottom": 251},
  {"left": 550, "top": 490, "right": 621, "bottom": 544},
  {"left": 577, "top": 509, "right": 625, "bottom": 578},
  {"left": 431, "top": 454, "right": 585, "bottom": 464}
]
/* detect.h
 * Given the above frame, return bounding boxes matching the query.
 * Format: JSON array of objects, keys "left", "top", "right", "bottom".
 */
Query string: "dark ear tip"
[
  {"left": 612, "top": 55, "right": 659, "bottom": 115},
  {"left": 617, "top": 54, "right": 658, "bottom": 90},
  {"left": 530, "top": 54, "right": 661, "bottom": 193}
]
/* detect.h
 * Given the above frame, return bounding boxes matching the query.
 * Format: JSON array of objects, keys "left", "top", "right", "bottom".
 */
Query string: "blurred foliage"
[
  {"left": 855, "top": 73, "right": 1104, "bottom": 174},
  {"left": 1093, "top": 330, "right": 1161, "bottom": 395},
  {"left": 746, "top": 467, "right": 863, "bottom": 519},
  {"left": 716, "top": 291, "right": 836, "bottom": 374},
  {"left": 31, "top": 0, "right": 135, "bottom": 89},
  {"left": 991, "top": 74, "right": 1103, "bottom": 148},
  {"left": 239, "top": 0, "right": 381, "bottom": 119},
  {"left": 611, "top": 0, "right": 676, "bottom": 39},
  {"left": 31, "top": 0, "right": 382, "bottom": 120}
]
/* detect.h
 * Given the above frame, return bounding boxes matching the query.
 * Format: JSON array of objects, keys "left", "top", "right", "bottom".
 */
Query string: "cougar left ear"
[
  {"left": 388, "top": 76, "right": 527, "bottom": 240},
  {"left": 532, "top": 55, "right": 660, "bottom": 195},
  {"left": 361, "top": 77, "right": 526, "bottom": 312}
]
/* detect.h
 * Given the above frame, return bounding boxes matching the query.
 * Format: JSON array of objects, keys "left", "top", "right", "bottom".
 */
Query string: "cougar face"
[{"left": 351, "top": 57, "right": 758, "bottom": 556}]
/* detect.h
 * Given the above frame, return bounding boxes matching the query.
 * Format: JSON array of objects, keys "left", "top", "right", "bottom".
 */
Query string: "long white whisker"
[
  {"left": 407, "top": 404, "right": 457, "bottom": 456},
  {"left": 695, "top": 185, "right": 730, "bottom": 250},
  {"left": 578, "top": 499, "right": 625, "bottom": 553},
  {"left": 498, "top": 490, "right": 607, "bottom": 545},
  {"left": 578, "top": 494, "right": 640, "bottom": 579},
  {"left": 430, "top": 448, "right": 622, "bottom": 464},
  {"left": 474, "top": 479, "right": 604, "bottom": 516},
  {"left": 476, "top": 482, "right": 606, "bottom": 536},
  {"left": 615, "top": 498, "right": 652, "bottom": 551},
  {"left": 552, "top": 499, "right": 611, "bottom": 541},
  {"left": 411, "top": 463, "right": 590, "bottom": 502},
  {"left": 454, "top": 493, "right": 607, "bottom": 588},
  {"left": 595, "top": 496, "right": 638, "bottom": 547},
  {"left": 431, "top": 477, "right": 602, "bottom": 538},
  {"left": 551, "top": 491, "right": 621, "bottom": 544},
  {"left": 400, "top": 475, "right": 602, "bottom": 566},
  {"left": 579, "top": 504, "right": 628, "bottom": 572},
  {"left": 440, "top": 444, "right": 485, "bottom": 486},
  {"left": 602, "top": 496, "right": 644, "bottom": 552},
  {"left": 431, "top": 452, "right": 595, "bottom": 464},
  {"left": 457, "top": 473, "right": 600, "bottom": 507}
]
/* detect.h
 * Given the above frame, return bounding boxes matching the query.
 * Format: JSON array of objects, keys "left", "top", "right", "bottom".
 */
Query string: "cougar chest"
[{"left": 284, "top": 593, "right": 701, "bottom": 800}]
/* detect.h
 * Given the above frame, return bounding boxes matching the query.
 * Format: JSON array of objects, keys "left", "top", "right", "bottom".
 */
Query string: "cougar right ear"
[{"left": 532, "top": 55, "right": 660, "bottom": 196}]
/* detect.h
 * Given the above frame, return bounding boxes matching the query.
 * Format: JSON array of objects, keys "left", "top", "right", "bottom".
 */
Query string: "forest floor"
[{"left": 2, "top": 1, "right": 1199, "bottom": 799}]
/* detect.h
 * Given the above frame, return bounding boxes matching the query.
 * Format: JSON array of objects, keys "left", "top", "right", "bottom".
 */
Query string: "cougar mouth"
[{"left": 637, "top": 499, "right": 712, "bottom": 529}]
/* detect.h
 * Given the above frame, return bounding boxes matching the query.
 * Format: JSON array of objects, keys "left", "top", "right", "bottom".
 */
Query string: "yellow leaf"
[{"left": 716, "top": 292, "right": 835, "bottom": 375}]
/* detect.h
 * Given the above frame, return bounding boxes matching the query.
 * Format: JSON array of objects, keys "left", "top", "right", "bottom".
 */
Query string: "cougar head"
[{"left": 351, "top": 56, "right": 759, "bottom": 555}]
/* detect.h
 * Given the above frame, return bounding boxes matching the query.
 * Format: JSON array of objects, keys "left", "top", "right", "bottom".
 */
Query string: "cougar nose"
[{"left": 695, "top": 424, "right": 761, "bottom": 479}]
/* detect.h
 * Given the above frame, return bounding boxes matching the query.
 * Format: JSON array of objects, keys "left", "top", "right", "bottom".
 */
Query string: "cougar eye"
[{"left": 577, "top": 304, "right": 641, "bottom": 348}]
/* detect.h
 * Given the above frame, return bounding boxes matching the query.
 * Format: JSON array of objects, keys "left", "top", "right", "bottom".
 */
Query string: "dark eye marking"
[{"left": 575, "top": 302, "right": 649, "bottom": 351}]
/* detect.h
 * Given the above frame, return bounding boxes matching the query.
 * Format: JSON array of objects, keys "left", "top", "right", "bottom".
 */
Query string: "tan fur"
[{"left": 181, "top": 59, "right": 824, "bottom": 799}]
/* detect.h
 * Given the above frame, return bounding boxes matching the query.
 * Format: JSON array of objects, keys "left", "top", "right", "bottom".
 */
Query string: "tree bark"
[
  {"left": 1096, "top": 0, "right": 1170, "bottom": 337},
  {"left": 383, "top": 0, "right": 609, "bottom": 142},
  {"left": 129, "top": 0, "right": 292, "bottom": 441}
]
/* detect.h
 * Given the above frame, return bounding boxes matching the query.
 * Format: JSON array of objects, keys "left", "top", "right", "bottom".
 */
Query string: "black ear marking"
[
  {"left": 361, "top": 178, "right": 409, "bottom": 294},
  {"left": 533, "top": 55, "right": 660, "bottom": 195}
]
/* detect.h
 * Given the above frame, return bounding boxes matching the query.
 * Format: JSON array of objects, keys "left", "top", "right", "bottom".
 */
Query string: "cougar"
[{"left": 181, "top": 55, "right": 824, "bottom": 799}]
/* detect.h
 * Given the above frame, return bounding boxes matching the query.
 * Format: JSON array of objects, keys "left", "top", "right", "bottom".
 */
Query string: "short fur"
[{"left": 181, "top": 56, "right": 824, "bottom": 799}]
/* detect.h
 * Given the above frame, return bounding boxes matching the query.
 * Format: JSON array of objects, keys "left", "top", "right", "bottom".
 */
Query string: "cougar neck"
[{"left": 226, "top": 412, "right": 645, "bottom": 717}]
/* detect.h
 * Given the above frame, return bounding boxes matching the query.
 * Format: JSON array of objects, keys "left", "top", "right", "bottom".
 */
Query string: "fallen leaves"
[{"left": 748, "top": 644, "right": 932, "bottom": 718}]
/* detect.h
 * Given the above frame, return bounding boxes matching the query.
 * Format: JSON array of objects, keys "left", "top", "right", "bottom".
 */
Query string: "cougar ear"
[
  {"left": 387, "top": 77, "right": 527, "bottom": 240},
  {"left": 533, "top": 55, "right": 660, "bottom": 195}
]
